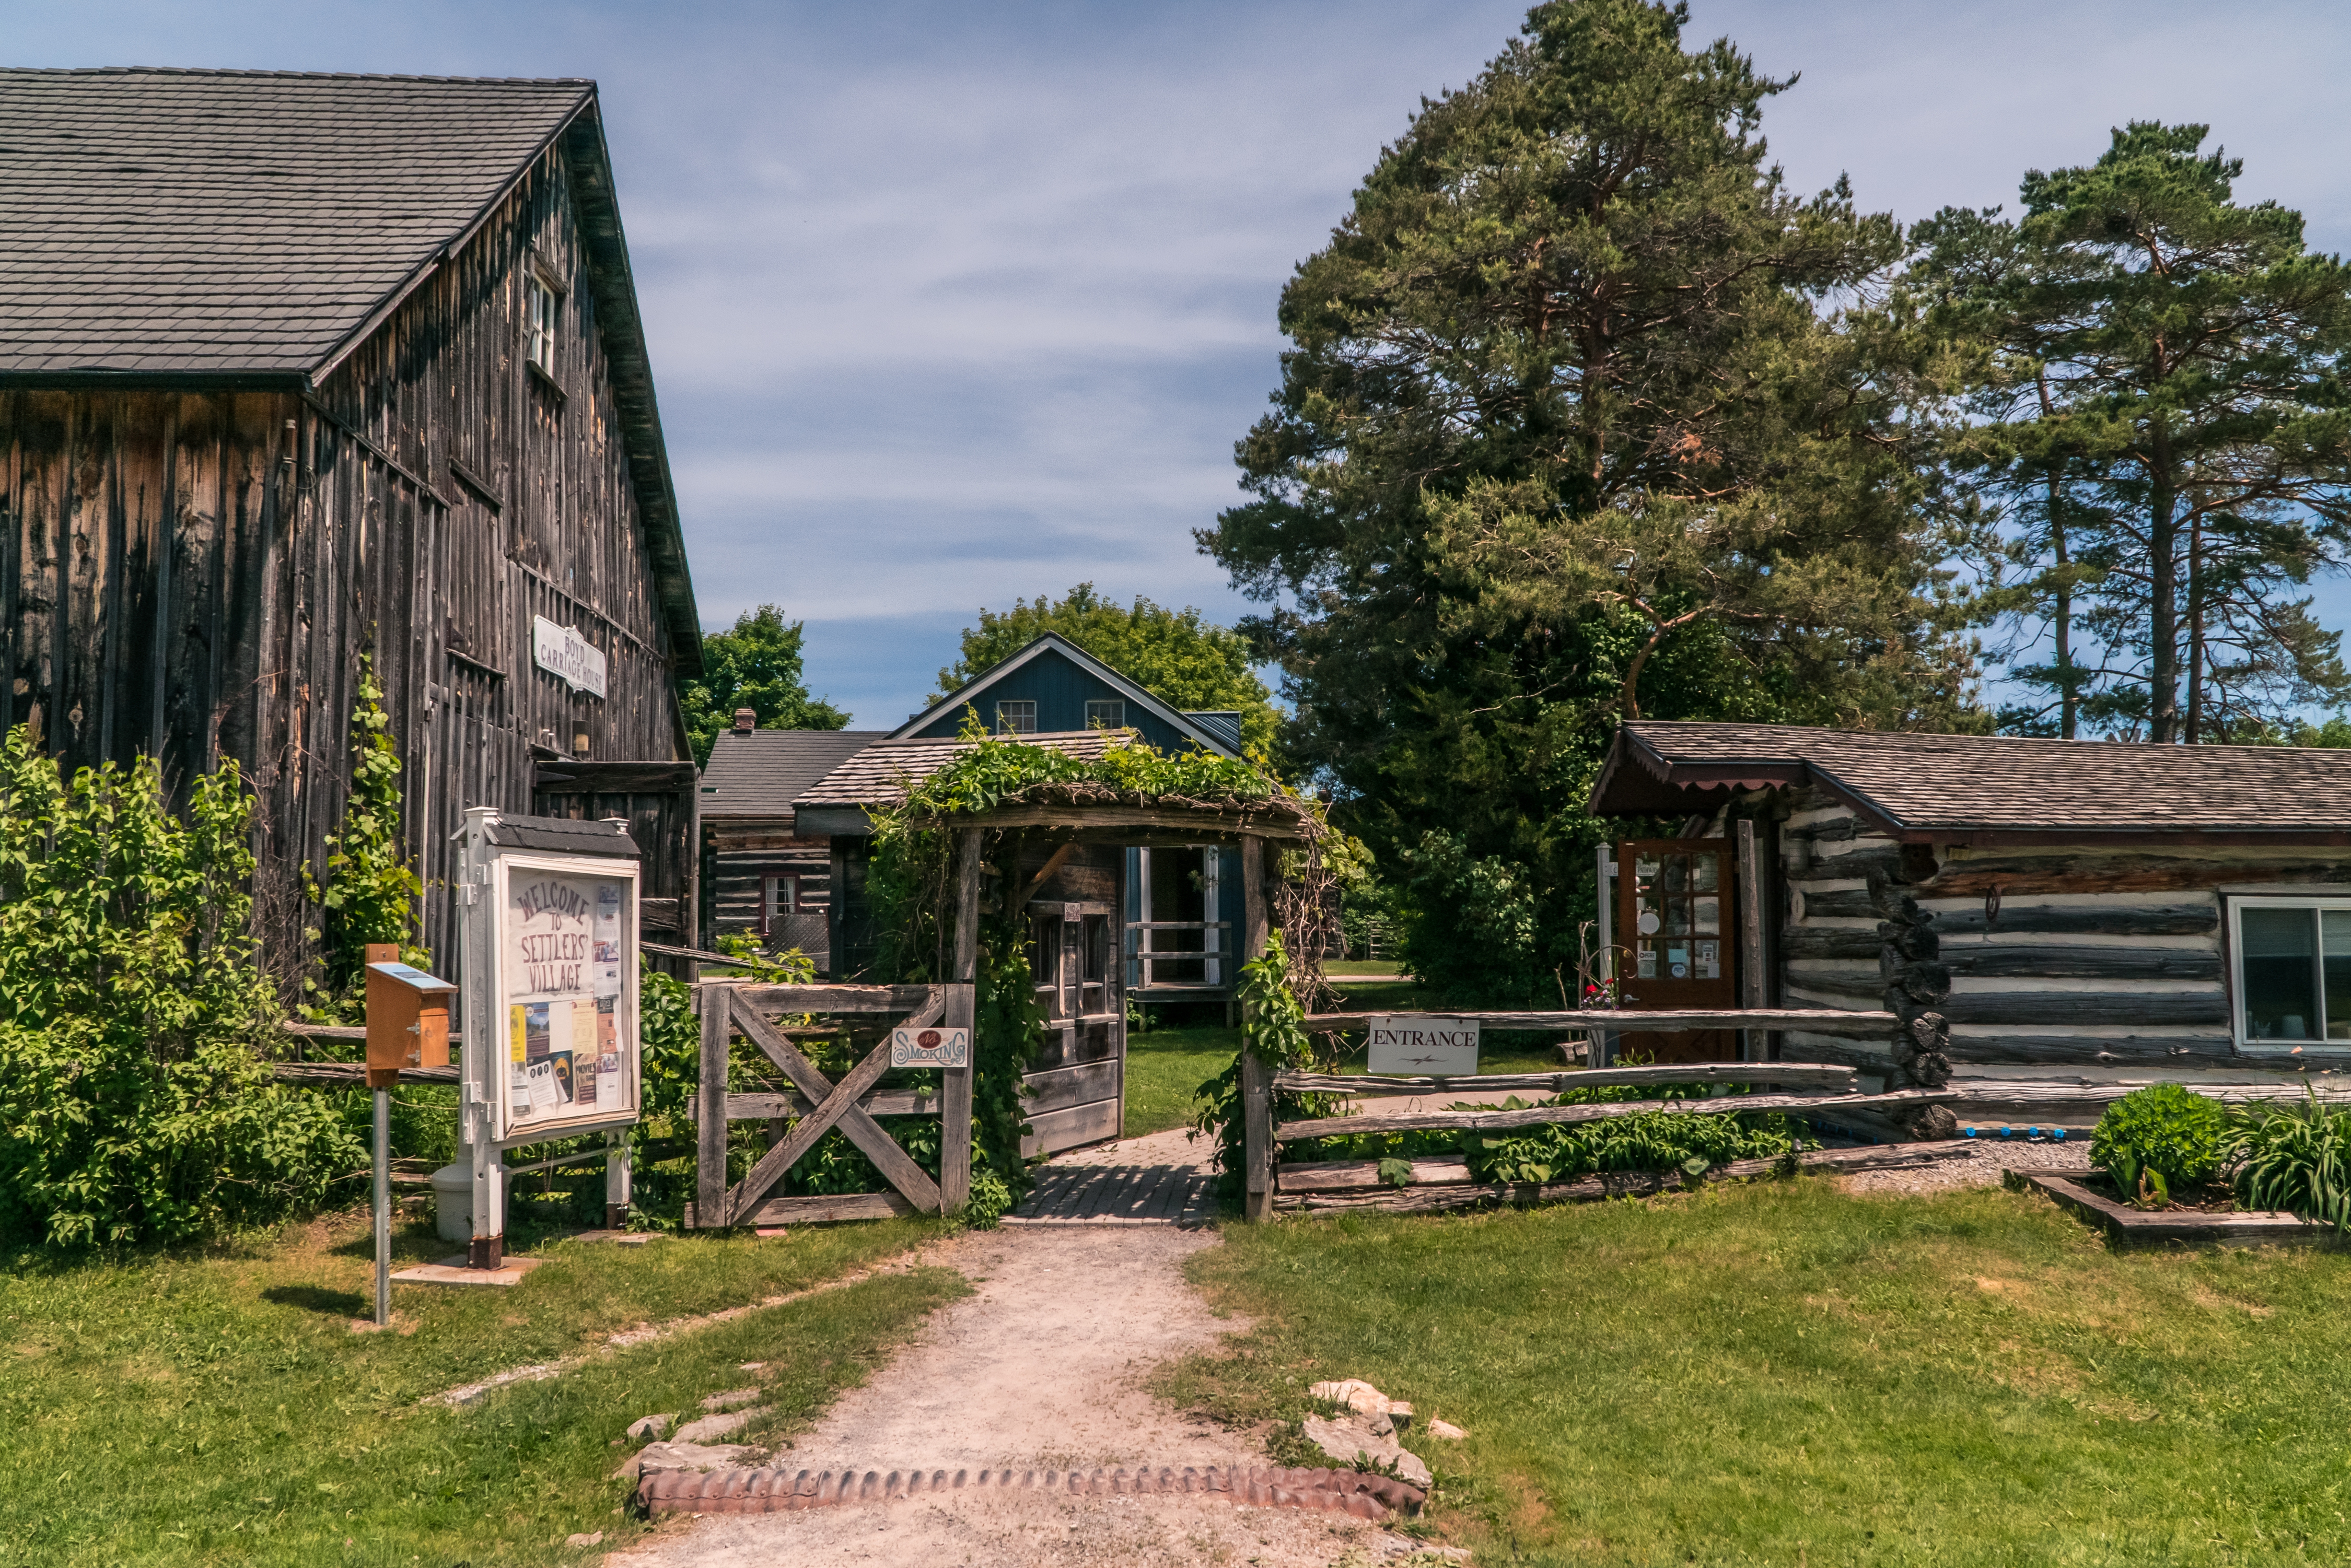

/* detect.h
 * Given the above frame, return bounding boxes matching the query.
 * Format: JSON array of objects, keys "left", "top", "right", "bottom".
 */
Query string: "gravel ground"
[{"left": 1838, "top": 1138, "right": 2091, "bottom": 1196}]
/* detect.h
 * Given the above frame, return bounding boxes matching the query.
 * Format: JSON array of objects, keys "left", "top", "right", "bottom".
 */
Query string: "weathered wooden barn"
[
  {"left": 0, "top": 68, "right": 703, "bottom": 973},
  {"left": 1589, "top": 721, "right": 2351, "bottom": 1130},
  {"left": 697, "top": 713, "right": 884, "bottom": 964}
]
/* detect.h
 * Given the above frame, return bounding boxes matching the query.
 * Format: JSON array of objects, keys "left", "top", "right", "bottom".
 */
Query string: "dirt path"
[{"left": 611, "top": 1130, "right": 1445, "bottom": 1567}]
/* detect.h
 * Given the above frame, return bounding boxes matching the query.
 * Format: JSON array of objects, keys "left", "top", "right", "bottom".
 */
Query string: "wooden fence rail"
[
  {"left": 1272, "top": 1086, "right": 1957, "bottom": 1143},
  {"left": 1300, "top": 1008, "right": 1900, "bottom": 1034}
]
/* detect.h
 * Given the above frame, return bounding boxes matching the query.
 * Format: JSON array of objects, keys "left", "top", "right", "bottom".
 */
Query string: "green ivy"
[
  {"left": 300, "top": 652, "right": 426, "bottom": 1020},
  {"left": 0, "top": 726, "right": 360, "bottom": 1246},
  {"left": 1191, "top": 932, "right": 1340, "bottom": 1199}
]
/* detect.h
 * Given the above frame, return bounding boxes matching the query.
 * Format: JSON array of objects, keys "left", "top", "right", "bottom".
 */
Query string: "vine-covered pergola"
[{"left": 691, "top": 748, "right": 1318, "bottom": 1226}]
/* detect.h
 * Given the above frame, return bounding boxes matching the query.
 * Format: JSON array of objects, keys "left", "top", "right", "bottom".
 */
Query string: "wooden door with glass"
[{"left": 1615, "top": 839, "right": 1740, "bottom": 1062}]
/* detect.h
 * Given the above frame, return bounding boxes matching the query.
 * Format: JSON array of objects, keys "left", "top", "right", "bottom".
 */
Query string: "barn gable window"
[
  {"left": 996, "top": 699, "right": 1036, "bottom": 735},
  {"left": 1085, "top": 699, "right": 1125, "bottom": 730},
  {"left": 2231, "top": 896, "right": 2351, "bottom": 1044},
  {"left": 526, "top": 273, "right": 560, "bottom": 379}
]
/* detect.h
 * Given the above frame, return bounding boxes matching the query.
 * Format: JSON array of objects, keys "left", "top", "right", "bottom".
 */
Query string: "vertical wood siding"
[{"left": 0, "top": 145, "right": 688, "bottom": 982}]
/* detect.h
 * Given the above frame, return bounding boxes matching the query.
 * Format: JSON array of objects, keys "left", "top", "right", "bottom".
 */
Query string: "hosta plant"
[{"left": 2090, "top": 1083, "right": 2228, "bottom": 1207}]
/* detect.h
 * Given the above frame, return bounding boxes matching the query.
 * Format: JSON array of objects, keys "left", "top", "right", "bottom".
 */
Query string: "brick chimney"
[{"left": 733, "top": 707, "right": 756, "bottom": 733}]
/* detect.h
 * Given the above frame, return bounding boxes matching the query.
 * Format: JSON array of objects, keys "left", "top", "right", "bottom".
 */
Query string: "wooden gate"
[{"left": 683, "top": 980, "right": 974, "bottom": 1227}]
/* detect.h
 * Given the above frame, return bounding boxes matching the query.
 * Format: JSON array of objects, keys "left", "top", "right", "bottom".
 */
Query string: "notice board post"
[{"left": 456, "top": 808, "right": 645, "bottom": 1270}]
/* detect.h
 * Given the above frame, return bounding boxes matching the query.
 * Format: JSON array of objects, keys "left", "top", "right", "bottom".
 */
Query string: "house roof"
[
  {"left": 890, "top": 633, "right": 1240, "bottom": 755},
  {"left": 0, "top": 67, "right": 701, "bottom": 672},
  {"left": 699, "top": 729, "right": 887, "bottom": 822},
  {"left": 1590, "top": 720, "right": 2351, "bottom": 844},
  {"left": 797, "top": 730, "right": 1127, "bottom": 813}
]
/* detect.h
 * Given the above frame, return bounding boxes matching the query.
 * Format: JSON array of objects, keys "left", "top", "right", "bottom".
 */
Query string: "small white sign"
[
  {"left": 890, "top": 1025, "right": 971, "bottom": 1068},
  {"left": 1368, "top": 1014, "right": 1480, "bottom": 1075},
  {"left": 532, "top": 615, "right": 608, "bottom": 698}
]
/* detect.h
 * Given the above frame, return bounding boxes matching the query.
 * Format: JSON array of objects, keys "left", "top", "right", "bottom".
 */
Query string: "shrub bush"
[
  {"left": 2091, "top": 1083, "right": 2229, "bottom": 1204},
  {"left": 2230, "top": 1093, "right": 2351, "bottom": 1231},
  {"left": 0, "top": 727, "right": 360, "bottom": 1246}
]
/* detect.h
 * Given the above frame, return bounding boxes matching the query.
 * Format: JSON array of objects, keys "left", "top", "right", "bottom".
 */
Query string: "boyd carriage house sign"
[{"left": 532, "top": 614, "right": 609, "bottom": 698}]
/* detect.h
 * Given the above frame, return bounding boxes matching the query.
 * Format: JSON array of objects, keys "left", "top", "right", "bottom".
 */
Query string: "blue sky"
[{"left": 10, "top": 1, "right": 2351, "bottom": 726}]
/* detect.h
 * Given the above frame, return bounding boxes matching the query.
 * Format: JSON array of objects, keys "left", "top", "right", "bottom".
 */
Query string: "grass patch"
[
  {"left": 0, "top": 1208, "right": 960, "bottom": 1565},
  {"left": 1160, "top": 1179, "right": 2351, "bottom": 1566},
  {"left": 1123, "top": 1024, "right": 1239, "bottom": 1137}
]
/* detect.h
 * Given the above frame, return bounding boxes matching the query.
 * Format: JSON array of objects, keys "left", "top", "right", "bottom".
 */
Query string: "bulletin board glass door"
[
  {"left": 490, "top": 851, "right": 642, "bottom": 1142},
  {"left": 1615, "top": 839, "right": 1739, "bottom": 1063}
]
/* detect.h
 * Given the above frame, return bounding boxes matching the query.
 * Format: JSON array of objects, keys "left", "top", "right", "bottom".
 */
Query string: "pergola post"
[
  {"left": 1240, "top": 833, "right": 1273, "bottom": 1222},
  {"left": 942, "top": 827, "right": 981, "bottom": 1211}
]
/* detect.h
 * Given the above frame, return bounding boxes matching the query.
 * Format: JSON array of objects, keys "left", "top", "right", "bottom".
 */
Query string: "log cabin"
[
  {"left": 1588, "top": 721, "right": 2351, "bottom": 1133},
  {"left": 0, "top": 68, "right": 703, "bottom": 976},
  {"left": 697, "top": 712, "right": 884, "bottom": 965}
]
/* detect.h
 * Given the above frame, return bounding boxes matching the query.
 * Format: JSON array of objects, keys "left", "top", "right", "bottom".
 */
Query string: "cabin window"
[
  {"left": 2231, "top": 898, "right": 2351, "bottom": 1044},
  {"left": 1085, "top": 699, "right": 1125, "bottom": 730},
  {"left": 526, "top": 275, "right": 559, "bottom": 378},
  {"left": 762, "top": 875, "right": 796, "bottom": 935},
  {"left": 996, "top": 700, "right": 1036, "bottom": 735}
]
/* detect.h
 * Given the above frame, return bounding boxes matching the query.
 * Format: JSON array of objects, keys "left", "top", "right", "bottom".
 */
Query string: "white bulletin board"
[{"left": 490, "top": 852, "right": 641, "bottom": 1142}]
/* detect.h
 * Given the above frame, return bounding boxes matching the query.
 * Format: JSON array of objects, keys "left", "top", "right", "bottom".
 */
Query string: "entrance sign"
[
  {"left": 1367, "top": 1014, "right": 1480, "bottom": 1075},
  {"left": 890, "top": 1025, "right": 971, "bottom": 1068},
  {"left": 532, "top": 615, "right": 608, "bottom": 697}
]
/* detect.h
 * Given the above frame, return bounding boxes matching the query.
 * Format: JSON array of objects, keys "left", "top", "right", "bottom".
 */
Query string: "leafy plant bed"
[{"left": 2007, "top": 1168, "right": 2322, "bottom": 1247}]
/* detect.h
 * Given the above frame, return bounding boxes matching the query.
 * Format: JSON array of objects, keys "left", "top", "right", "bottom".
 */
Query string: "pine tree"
[{"left": 1914, "top": 124, "right": 2351, "bottom": 741}]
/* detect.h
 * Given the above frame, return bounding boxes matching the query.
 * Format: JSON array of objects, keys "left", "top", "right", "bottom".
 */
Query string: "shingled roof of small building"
[
  {"left": 796, "top": 731, "right": 1128, "bottom": 811},
  {"left": 0, "top": 67, "right": 700, "bottom": 670},
  {"left": 699, "top": 729, "right": 888, "bottom": 821},
  {"left": 1591, "top": 720, "right": 2351, "bottom": 843}
]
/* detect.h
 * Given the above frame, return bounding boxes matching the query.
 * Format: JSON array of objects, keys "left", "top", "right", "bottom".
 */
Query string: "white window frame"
[
  {"left": 526, "top": 273, "right": 560, "bottom": 378},
  {"left": 996, "top": 699, "right": 1036, "bottom": 735},
  {"left": 1085, "top": 699, "right": 1125, "bottom": 730},
  {"left": 761, "top": 874, "right": 797, "bottom": 936},
  {"left": 2227, "top": 894, "right": 2351, "bottom": 1051}
]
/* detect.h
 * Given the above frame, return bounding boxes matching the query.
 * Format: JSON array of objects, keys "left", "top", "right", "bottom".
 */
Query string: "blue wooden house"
[{"left": 886, "top": 633, "right": 1249, "bottom": 1012}]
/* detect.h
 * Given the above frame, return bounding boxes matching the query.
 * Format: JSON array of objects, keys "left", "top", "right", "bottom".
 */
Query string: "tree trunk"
[
  {"left": 2186, "top": 487, "right": 2205, "bottom": 744},
  {"left": 2148, "top": 424, "right": 2181, "bottom": 743},
  {"left": 2037, "top": 374, "right": 2078, "bottom": 741}
]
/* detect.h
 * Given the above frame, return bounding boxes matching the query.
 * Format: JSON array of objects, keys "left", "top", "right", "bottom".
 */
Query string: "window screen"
[{"left": 1085, "top": 699, "right": 1125, "bottom": 730}]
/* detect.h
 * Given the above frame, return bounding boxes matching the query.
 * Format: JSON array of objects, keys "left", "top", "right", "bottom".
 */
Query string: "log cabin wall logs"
[
  {"left": 0, "top": 144, "right": 692, "bottom": 984},
  {"left": 1769, "top": 785, "right": 2351, "bottom": 1127}
]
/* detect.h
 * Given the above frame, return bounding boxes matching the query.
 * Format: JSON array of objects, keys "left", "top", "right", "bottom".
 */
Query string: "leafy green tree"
[
  {"left": 1913, "top": 124, "right": 2351, "bottom": 741},
  {"left": 678, "top": 606, "right": 851, "bottom": 766},
  {"left": 932, "top": 583, "right": 1278, "bottom": 753},
  {"left": 1200, "top": 0, "right": 1974, "bottom": 998}
]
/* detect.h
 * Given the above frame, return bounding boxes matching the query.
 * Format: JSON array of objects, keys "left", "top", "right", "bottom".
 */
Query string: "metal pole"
[{"left": 372, "top": 1086, "right": 391, "bottom": 1326}]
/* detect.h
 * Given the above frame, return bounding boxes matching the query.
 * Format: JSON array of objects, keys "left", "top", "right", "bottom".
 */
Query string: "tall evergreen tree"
[
  {"left": 1200, "top": 0, "right": 1973, "bottom": 997},
  {"left": 1914, "top": 125, "right": 2351, "bottom": 741}
]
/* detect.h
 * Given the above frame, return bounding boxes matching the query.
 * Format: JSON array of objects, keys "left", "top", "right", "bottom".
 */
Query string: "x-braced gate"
[{"left": 685, "top": 980, "right": 975, "bottom": 1227}]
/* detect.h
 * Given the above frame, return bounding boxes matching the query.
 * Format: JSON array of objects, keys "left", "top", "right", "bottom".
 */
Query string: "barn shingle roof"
[
  {"left": 0, "top": 67, "right": 702, "bottom": 674},
  {"left": 0, "top": 68, "right": 593, "bottom": 375},
  {"left": 1592, "top": 720, "right": 2351, "bottom": 841}
]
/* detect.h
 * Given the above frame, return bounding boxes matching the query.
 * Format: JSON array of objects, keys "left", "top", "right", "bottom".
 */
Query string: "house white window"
[
  {"left": 1085, "top": 699, "right": 1125, "bottom": 730},
  {"left": 996, "top": 699, "right": 1036, "bottom": 734},
  {"left": 526, "top": 274, "right": 560, "bottom": 378},
  {"left": 762, "top": 875, "right": 797, "bottom": 935},
  {"left": 2231, "top": 896, "right": 2351, "bottom": 1044}
]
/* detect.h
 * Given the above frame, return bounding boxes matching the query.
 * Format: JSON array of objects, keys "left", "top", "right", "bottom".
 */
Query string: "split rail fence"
[{"left": 1240, "top": 1007, "right": 1940, "bottom": 1220}]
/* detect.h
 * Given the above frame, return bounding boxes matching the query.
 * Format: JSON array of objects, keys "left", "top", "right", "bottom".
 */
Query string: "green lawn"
[
  {"left": 0, "top": 1209, "right": 960, "bottom": 1566},
  {"left": 1160, "top": 1179, "right": 2351, "bottom": 1567},
  {"left": 1123, "top": 1024, "right": 1240, "bottom": 1137}
]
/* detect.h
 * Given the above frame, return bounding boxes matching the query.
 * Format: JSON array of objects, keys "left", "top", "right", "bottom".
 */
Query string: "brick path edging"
[{"left": 637, "top": 1461, "right": 1425, "bottom": 1519}]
